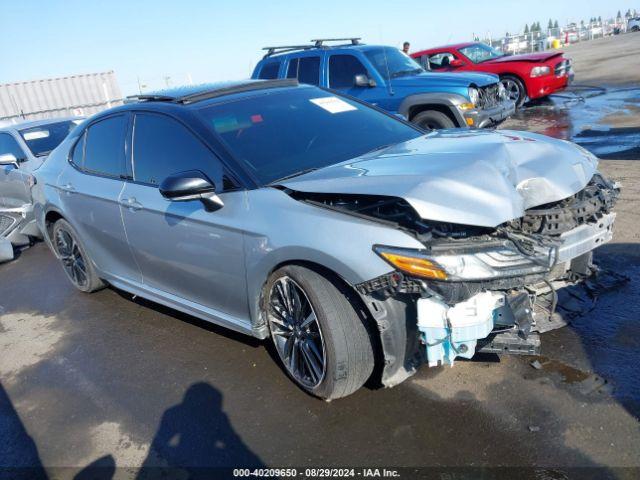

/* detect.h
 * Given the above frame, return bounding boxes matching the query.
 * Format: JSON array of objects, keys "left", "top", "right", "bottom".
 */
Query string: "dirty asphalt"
[{"left": 2, "top": 35, "right": 640, "bottom": 479}]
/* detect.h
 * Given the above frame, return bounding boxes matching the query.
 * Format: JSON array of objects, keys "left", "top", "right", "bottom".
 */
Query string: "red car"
[{"left": 411, "top": 42, "right": 573, "bottom": 108}]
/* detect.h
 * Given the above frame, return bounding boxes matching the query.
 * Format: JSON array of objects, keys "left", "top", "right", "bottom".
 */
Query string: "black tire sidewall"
[
  {"left": 265, "top": 265, "right": 373, "bottom": 399},
  {"left": 412, "top": 110, "right": 455, "bottom": 130}
]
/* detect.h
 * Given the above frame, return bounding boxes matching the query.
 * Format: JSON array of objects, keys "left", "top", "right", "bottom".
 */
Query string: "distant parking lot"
[{"left": 1, "top": 33, "right": 639, "bottom": 478}]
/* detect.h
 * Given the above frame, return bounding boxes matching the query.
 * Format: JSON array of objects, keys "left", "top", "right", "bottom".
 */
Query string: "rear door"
[
  {"left": 285, "top": 53, "right": 323, "bottom": 86},
  {"left": 120, "top": 112, "right": 249, "bottom": 323},
  {"left": 57, "top": 114, "right": 141, "bottom": 282}
]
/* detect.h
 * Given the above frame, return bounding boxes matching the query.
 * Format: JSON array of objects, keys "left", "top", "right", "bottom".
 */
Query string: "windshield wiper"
[
  {"left": 477, "top": 55, "right": 503, "bottom": 63},
  {"left": 269, "top": 167, "right": 319, "bottom": 184},
  {"left": 364, "top": 143, "right": 397, "bottom": 155}
]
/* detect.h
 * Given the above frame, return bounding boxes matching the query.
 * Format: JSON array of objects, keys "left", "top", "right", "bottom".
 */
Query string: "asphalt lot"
[{"left": 2, "top": 34, "right": 640, "bottom": 479}]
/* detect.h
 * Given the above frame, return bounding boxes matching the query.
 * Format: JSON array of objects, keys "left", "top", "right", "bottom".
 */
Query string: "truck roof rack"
[{"left": 262, "top": 38, "right": 362, "bottom": 58}]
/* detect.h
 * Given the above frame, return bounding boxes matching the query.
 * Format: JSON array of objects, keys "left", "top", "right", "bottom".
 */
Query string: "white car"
[{"left": 0, "top": 117, "right": 82, "bottom": 261}]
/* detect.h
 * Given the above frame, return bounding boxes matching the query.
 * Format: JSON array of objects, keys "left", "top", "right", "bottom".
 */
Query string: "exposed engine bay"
[{"left": 284, "top": 173, "right": 627, "bottom": 370}]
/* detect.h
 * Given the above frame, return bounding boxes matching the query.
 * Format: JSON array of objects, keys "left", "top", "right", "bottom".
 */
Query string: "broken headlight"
[
  {"left": 374, "top": 243, "right": 554, "bottom": 282},
  {"left": 467, "top": 87, "right": 480, "bottom": 106}
]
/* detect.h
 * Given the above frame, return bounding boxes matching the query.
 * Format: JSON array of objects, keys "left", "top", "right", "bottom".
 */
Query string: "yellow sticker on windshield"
[{"left": 310, "top": 97, "right": 357, "bottom": 114}]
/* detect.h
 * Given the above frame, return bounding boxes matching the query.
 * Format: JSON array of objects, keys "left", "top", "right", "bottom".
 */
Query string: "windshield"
[
  {"left": 459, "top": 43, "right": 505, "bottom": 63},
  {"left": 19, "top": 120, "right": 79, "bottom": 157},
  {"left": 364, "top": 47, "right": 424, "bottom": 79},
  {"left": 199, "top": 87, "right": 421, "bottom": 185}
]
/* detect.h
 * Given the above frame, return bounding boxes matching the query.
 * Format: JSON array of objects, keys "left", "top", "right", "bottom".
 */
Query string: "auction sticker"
[{"left": 310, "top": 96, "right": 357, "bottom": 113}]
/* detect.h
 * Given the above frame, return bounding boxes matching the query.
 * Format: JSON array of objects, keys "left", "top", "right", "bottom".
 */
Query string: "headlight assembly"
[
  {"left": 530, "top": 66, "right": 551, "bottom": 77},
  {"left": 497, "top": 82, "right": 507, "bottom": 99},
  {"left": 374, "top": 243, "right": 554, "bottom": 282},
  {"left": 467, "top": 87, "right": 480, "bottom": 106}
]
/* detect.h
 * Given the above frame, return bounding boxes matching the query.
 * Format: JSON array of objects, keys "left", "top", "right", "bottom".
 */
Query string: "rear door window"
[
  {"left": 70, "top": 132, "right": 86, "bottom": 167},
  {"left": 132, "top": 113, "right": 223, "bottom": 188},
  {"left": 83, "top": 115, "right": 127, "bottom": 177},
  {"left": 286, "top": 56, "right": 321, "bottom": 85},
  {"left": 428, "top": 52, "right": 456, "bottom": 69},
  {"left": 258, "top": 61, "right": 281, "bottom": 79},
  {"left": 328, "top": 55, "right": 368, "bottom": 89}
]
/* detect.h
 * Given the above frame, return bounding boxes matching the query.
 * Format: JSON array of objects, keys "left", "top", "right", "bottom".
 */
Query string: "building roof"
[{"left": 0, "top": 116, "right": 82, "bottom": 132}]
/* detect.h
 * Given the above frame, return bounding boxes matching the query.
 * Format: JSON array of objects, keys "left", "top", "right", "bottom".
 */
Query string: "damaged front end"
[
  {"left": 289, "top": 173, "right": 625, "bottom": 383},
  {"left": 0, "top": 203, "right": 39, "bottom": 263}
]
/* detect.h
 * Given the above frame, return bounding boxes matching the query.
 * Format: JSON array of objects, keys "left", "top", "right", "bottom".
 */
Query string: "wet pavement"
[
  {"left": 502, "top": 85, "right": 640, "bottom": 160},
  {"left": 1, "top": 241, "right": 640, "bottom": 478},
  {"left": 2, "top": 74, "right": 640, "bottom": 477}
]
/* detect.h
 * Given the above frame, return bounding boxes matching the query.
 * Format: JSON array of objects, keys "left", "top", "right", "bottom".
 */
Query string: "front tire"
[
  {"left": 411, "top": 110, "right": 456, "bottom": 130},
  {"left": 500, "top": 75, "right": 527, "bottom": 108},
  {"left": 52, "top": 219, "right": 105, "bottom": 293},
  {"left": 265, "top": 265, "right": 374, "bottom": 400}
]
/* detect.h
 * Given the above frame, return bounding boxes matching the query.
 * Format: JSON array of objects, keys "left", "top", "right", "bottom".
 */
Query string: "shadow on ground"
[{"left": 1, "top": 378, "right": 263, "bottom": 479}]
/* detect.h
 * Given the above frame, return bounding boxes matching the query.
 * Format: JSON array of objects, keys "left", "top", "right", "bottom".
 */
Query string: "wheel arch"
[
  {"left": 499, "top": 72, "right": 528, "bottom": 96},
  {"left": 255, "top": 258, "right": 386, "bottom": 380},
  {"left": 408, "top": 104, "right": 459, "bottom": 127},
  {"left": 398, "top": 93, "right": 468, "bottom": 127},
  {"left": 44, "top": 209, "right": 65, "bottom": 237}
]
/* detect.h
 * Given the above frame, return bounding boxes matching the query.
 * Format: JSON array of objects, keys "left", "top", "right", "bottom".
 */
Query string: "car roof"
[
  {"left": 126, "top": 79, "right": 299, "bottom": 105},
  {"left": 263, "top": 43, "right": 395, "bottom": 60},
  {"left": 0, "top": 116, "right": 82, "bottom": 132},
  {"left": 412, "top": 42, "right": 477, "bottom": 55}
]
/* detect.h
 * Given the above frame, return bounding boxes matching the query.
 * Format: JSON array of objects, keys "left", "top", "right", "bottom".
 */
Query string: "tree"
[
  {"left": 617, "top": 10, "right": 622, "bottom": 20},
  {"left": 548, "top": 19, "right": 553, "bottom": 29},
  {"left": 554, "top": 20, "right": 559, "bottom": 29},
  {"left": 524, "top": 23, "right": 529, "bottom": 34},
  {"left": 598, "top": 16, "right": 602, "bottom": 24}
]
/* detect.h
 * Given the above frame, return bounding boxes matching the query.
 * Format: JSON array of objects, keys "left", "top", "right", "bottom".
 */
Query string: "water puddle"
[{"left": 502, "top": 86, "right": 640, "bottom": 159}]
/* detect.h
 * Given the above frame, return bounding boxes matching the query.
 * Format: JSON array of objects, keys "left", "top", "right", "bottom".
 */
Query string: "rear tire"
[
  {"left": 500, "top": 75, "right": 527, "bottom": 108},
  {"left": 52, "top": 219, "right": 105, "bottom": 293},
  {"left": 411, "top": 110, "right": 456, "bottom": 130},
  {"left": 265, "top": 265, "right": 374, "bottom": 400}
]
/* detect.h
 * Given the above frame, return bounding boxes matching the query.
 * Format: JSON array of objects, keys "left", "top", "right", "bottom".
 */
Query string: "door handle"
[
  {"left": 59, "top": 183, "right": 76, "bottom": 193},
  {"left": 120, "top": 196, "right": 143, "bottom": 211}
]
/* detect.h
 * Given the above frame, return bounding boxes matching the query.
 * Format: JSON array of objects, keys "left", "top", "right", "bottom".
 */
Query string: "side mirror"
[
  {"left": 449, "top": 58, "right": 465, "bottom": 68},
  {"left": 159, "top": 170, "right": 224, "bottom": 212},
  {"left": 0, "top": 153, "right": 19, "bottom": 168},
  {"left": 354, "top": 74, "right": 376, "bottom": 87}
]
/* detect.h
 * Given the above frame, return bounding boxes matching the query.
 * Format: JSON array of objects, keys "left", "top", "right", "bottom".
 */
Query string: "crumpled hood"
[
  {"left": 391, "top": 71, "right": 499, "bottom": 88},
  {"left": 281, "top": 130, "right": 598, "bottom": 228}
]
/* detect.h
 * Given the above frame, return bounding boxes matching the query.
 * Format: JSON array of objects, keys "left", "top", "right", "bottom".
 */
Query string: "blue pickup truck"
[{"left": 251, "top": 38, "right": 515, "bottom": 130}]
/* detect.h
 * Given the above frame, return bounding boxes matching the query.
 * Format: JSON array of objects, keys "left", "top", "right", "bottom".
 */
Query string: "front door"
[
  {"left": 120, "top": 112, "right": 248, "bottom": 323},
  {"left": 327, "top": 53, "right": 386, "bottom": 107}
]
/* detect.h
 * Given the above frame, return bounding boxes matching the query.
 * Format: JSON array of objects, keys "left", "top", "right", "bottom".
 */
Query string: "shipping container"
[{"left": 0, "top": 71, "right": 123, "bottom": 125}]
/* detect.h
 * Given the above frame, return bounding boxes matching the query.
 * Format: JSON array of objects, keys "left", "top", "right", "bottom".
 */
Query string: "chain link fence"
[{"left": 479, "top": 17, "right": 636, "bottom": 55}]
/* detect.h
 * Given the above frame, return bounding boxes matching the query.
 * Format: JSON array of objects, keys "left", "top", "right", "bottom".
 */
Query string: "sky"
[{"left": 1, "top": 0, "right": 637, "bottom": 95}]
